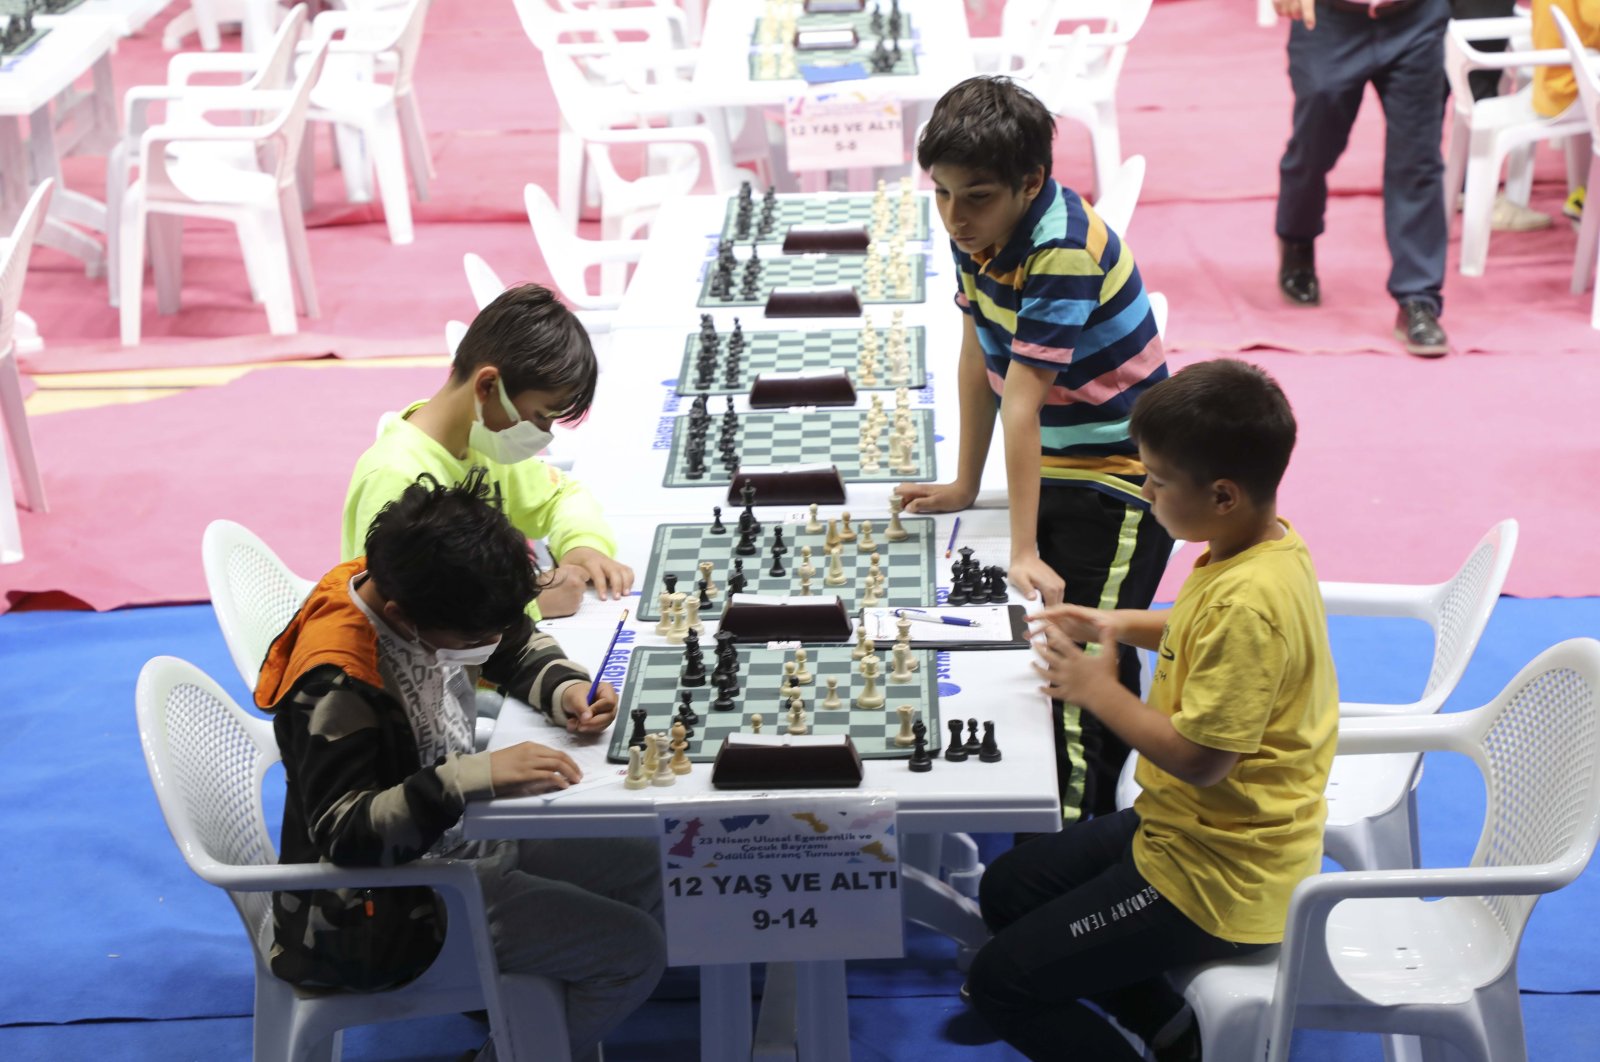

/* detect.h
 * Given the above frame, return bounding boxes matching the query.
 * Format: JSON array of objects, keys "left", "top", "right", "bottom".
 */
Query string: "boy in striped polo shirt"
[{"left": 899, "top": 76, "right": 1173, "bottom": 823}]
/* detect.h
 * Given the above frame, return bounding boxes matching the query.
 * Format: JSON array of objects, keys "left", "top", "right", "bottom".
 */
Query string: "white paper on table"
[
  {"left": 509, "top": 720, "right": 632, "bottom": 803},
  {"left": 862, "top": 605, "right": 1018, "bottom": 644}
]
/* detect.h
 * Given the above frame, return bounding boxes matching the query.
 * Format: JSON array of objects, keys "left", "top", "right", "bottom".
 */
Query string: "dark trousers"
[
  {"left": 1035, "top": 486, "right": 1173, "bottom": 823},
  {"left": 1452, "top": 0, "right": 1516, "bottom": 101},
  {"left": 1276, "top": 0, "right": 1451, "bottom": 312},
  {"left": 970, "top": 810, "right": 1267, "bottom": 1062}
]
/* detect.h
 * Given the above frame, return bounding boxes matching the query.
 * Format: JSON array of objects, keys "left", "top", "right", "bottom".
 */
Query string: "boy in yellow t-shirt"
[{"left": 965, "top": 359, "right": 1338, "bottom": 1062}]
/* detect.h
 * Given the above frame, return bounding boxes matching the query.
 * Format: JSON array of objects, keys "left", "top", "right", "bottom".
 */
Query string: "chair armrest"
[
  {"left": 1335, "top": 712, "right": 1475, "bottom": 756},
  {"left": 1450, "top": 15, "right": 1532, "bottom": 41},
  {"left": 167, "top": 51, "right": 266, "bottom": 87},
  {"left": 123, "top": 85, "right": 190, "bottom": 141},
  {"left": 1317, "top": 580, "right": 1437, "bottom": 620},
  {"left": 191, "top": 854, "right": 484, "bottom": 895},
  {"left": 1456, "top": 44, "right": 1576, "bottom": 69}
]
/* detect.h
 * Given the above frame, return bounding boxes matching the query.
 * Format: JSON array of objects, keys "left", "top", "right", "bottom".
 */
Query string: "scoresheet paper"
[{"left": 861, "top": 606, "right": 1022, "bottom": 645}]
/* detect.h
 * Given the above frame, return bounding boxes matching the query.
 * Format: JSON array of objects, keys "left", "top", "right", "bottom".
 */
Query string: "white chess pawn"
[
  {"left": 890, "top": 646, "right": 915, "bottom": 683},
  {"left": 860, "top": 443, "right": 882, "bottom": 475},
  {"left": 652, "top": 734, "right": 677, "bottom": 786},
  {"left": 655, "top": 592, "right": 673, "bottom": 636},
  {"left": 794, "top": 648, "right": 813, "bottom": 684},
  {"left": 797, "top": 545, "right": 816, "bottom": 581},
  {"left": 670, "top": 721, "right": 692, "bottom": 775},
  {"left": 856, "top": 657, "right": 886, "bottom": 709},
  {"left": 624, "top": 746, "right": 648, "bottom": 790},
  {"left": 782, "top": 663, "right": 798, "bottom": 695},
  {"left": 787, "top": 696, "right": 807, "bottom": 735},
  {"left": 825, "top": 544, "right": 847, "bottom": 587},
  {"left": 861, "top": 575, "right": 881, "bottom": 608},
  {"left": 685, "top": 595, "right": 704, "bottom": 634},
  {"left": 799, "top": 570, "right": 813, "bottom": 596},
  {"left": 839, "top": 512, "right": 856, "bottom": 542},
  {"left": 699, "top": 560, "right": 719, "bottom": 598},
  {"left": 805, "top": 504, "right": 823, "bottom": 534},
  {"left": 857, "top": 520, "right": 878, "bottom": 553},
  {"left": 823, "top": 675, "right": 842, "bottom": 709},
  {"left": 894, "top": 705, "right": 916, "bottom": 747},
  {"left": 751, "top": 713, "right": 763, "bottom": 734}
]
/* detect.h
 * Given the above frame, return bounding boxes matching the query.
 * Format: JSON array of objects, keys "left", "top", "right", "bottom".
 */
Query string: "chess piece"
[
  {"left": 696, "top": 579, "right": 712, "bottom": 609},
  {"left": 666, "top": 594, "right": 689, "bottom": 643},
  {"left": 979, "top": 721, "right": 1002, "bottom": 762},
  {"left": 783, "top": 660, "right": 798, "bottom": 690},
  {"left": 823, "top": 676, "right": 842, "bottom": 710},
  {"left": 677, "top": 689, "right": 700, "bottom": 728},
  {"left": 825, "top": 545, "right": 847, "bottom": 586},
  {"left": 751, "top": 713, "right": 763, "bottom": 734},
  {"left": 643, "top": 732, "right": 661, "bottom": 776},
  {"left": 856, "top": 657, "right": 886, "bottom": 709},
  {"left": 652, "top": 735, "right": 677, "bottom": 786},
  {"left": 685, "top": 595, "right": 704, "bottom": 634},
  {"left": 964, "top": 718, "right": 982, "bottom": 755},
  {"left": 857, "top": 520, "right": 878, "bottom": 554},
  {"left": 799, "top": 571, "right": 812, "bottom": 596},
  {"left": 895, "top": 614, "right": 913, "bottom": 648},
  {"left": 894, "top": 704, "right": 916, "bottom": 747},
  {"left": 885, "top": 495, "right": 909, "bottom": 542},
  {"left": 728, "top": 559, "right": 749, "bottom": 595},
  {"left": 793, "top": 648, "right": 812, "bottom": 684},
  {"left": 786, "top": 697, "right": 807, "bottom": 735},
  {"left": 805, "top": 503, "right": 823, "bottom": 534},
  {"left": 890, "top": 646, "right": 915, "bottom": 683},
  {"left": 852, "top": 622, "right": 872, "bottom": 661},
  {"left": 945, "top": 719, "right": 968, "bottom": 762},
  {"left": 797, "top": 545, "right": 816, "bottom": 581},
  {"left": 700, "top": 560, "right": 719, "bottom": 598},
  {"left": 908, "top": 721, "right": 932, "bottom": 772},
  {"left": 838, "top": 512, "right": 856, "bottom": 542},
  {"left": 625, "top": 746, "right": 649, "bottom": 789},
  {"left": 670, "top": 721, "right": 692, "bottom": 775},
  {"left": 825, "top": 518, "right": 842, "bottom": 552},
  {"left": 654, "top": 591, "right": 673, "bottom": 636},
  {"left": 629, "top": 706, "right": 649, "bottom": 750},
  {"left": 680, "top": 630, "right": 707, "bottom": 687},
  {"left": 769, "top": 545, "right": 786, "bottom": 578}
]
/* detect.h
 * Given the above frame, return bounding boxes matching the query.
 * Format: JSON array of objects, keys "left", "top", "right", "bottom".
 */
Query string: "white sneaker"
[{"left": 1491, "top": 195, "right": 1553, "bottom": 232}]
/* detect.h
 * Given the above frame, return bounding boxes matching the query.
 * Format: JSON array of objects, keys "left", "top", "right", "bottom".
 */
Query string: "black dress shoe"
[
  {"left": 1278, "top": 238, "right": 1320, "bottom": 306},
  {"left": 1394, "top": 301, "right": 1448, "bottom": 358}
]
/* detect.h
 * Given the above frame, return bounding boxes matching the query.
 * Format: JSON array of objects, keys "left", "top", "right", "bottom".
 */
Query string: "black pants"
[
  {"left": 1452, "top": 0, "right": 1515, "bottom": 101},
  {"left": 1035, "top": 486, "right": 1173, "bottom": 823},
  {"left": 970, "top": 810, "right": 1268, "bottom": 1062}
]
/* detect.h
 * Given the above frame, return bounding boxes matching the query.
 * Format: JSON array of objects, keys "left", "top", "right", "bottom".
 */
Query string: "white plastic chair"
[
  {"left": 0, "top": 179, "right": 54, "bottom": 565},
  {"left": 108, "top": 5, "right": 311, "bottom": 309},
  {"left": 524, "top": 182, "right": 646, "bottom": 333},
  {"left": 1116, "top": 519, "right": 1519, "bottom": 876},
  {"left": 1444, "top": 16, "right": 1590, "bottom": 276},
  {"left": 201, "top": 519, "right": 316, "bottom": 690},
  {"left": 1090, "top": 153, "right": 1145, "bottom": 236},
  {"left": 300, "top": 0, "right": 433, "bottom": 246},
  {"left": 463, "top": 251, "right": 507, "bottom": 310},
  {"left": 118, "top": 43, "right": 330, "bottom": 345},
  {"left": 164, "top": 0, "right": 278, "bottom": 52},
  {"left": 136, "top": 656, "right": 572, "bottom": 1062},
  {"left": 1147, "top": 290, "right": 1167, "bottom": 340},
  {"left": 444, "top": 318, "right": 468, "bottom": 357},
  {"left": 1552, "top": 7, "right": 1600, "bottom": 329},
  {"left": 970, "top": 0, "right": 1062, "bottom": 78},
  {"left": 1258, "top": 0, "right": 1276, "bottom": 28},
  {"left": 1171, "top": 636, "right": 1600, "bottom": 1062}
]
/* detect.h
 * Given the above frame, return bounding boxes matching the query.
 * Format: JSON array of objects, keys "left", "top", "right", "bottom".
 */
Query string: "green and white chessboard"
[
  {"left": 607, "top": 644, "right": 939, "bottom": 763},
  {"left": 677, "top": 326, "right": 928, "bottom": 395},
  {"left": 720, "top": 193, "right": 931, "bottom": 243},
  {"left": 749, "top": 8, "right": 914, "bottom": 45},
  {"left": 698, "top": 253, "right": 927, "bottom": 307},
  {"left": 747, "top": 45, "right": 917, "bottom": 81},
  {"left": 636, "top": 515, "right": 937, "bottom": 622},
  {"left": 663, "top": 407, "right": 937, "bottom": 487}
]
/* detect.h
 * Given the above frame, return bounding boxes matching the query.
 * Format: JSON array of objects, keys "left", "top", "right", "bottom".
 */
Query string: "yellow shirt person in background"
[
  {"left": 964, "top": 359, "right": 1338, "bottom": 1062},
  {"left": 1532, "top": 0, "right": 1600, "bottom": 118}
]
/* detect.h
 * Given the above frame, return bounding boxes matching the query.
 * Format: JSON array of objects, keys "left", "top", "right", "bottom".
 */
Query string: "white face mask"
[
  {"left": 428, "top": 638, "right": 501, "bottom": 668},
  {"left": 468, "top": 375, "right": 554, "bottom": 464}
]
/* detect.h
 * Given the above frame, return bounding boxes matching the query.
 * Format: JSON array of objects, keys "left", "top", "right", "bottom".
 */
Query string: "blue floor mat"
[{"left": 2, "top": 599, "right": 1599, "bottom": 1029}]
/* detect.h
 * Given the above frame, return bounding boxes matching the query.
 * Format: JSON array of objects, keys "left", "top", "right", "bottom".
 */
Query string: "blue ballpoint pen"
[{"left": 896, "top": 608, "right": 976, "bottom": 628}]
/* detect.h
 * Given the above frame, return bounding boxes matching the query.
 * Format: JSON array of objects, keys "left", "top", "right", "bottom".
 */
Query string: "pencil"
[
  {"left": 945, "top": 516, "right": 961, "bottom": 559},
  {"left": 586, "top": 609, "right": 629, "bottom": 703}
]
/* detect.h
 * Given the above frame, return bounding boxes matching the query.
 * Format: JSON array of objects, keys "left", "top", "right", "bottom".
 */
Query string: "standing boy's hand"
[
  {"left": 1029, "top": 603, "right": 1114, "bottom": 644},
  {"left": 1032, "top": 619, "right": 1120, "bottom": 708},
  {"left": 489, "top": 741, "right": 582, "bottom": 796},
  {"left": 560, "top": 546, "right": 636, "bottom": 602},
  {"left": 898, "top": 479, "right": 978, "bottom": 514},
  {"left": 1009, "top": 552, "right": 1065, "bottom": 606},
  {"left": 562, "top": 680, "right": 619, "bottom": 734}
]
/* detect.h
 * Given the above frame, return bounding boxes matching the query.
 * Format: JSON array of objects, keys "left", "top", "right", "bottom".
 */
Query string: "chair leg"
[
  {"left": 558, "top": 126, "right": 583, "bottom": 230},
  {"left": 1574, "top": 157, "right": 1599, "bottom": 297},
  {"left": 1090, "top": 101, "right": 1121, "bottom": 202},
  {"left": 119, "top": 204, "right": 148, "bottom": 346},
  {"left": 1442, "top": 115, "right": 1469, "bottom": 216},
  {"left": 1458, "top": 141, "right": 1503, "bottom": 277},
  {"left": 194, "top": 0, "right": 223, "bottom": 51},
  {"left": 0, "top": 436, "right": 22, "bottom": 564},
  {"left": 334, "top": 122, "right": 373, "bottom": 204},
  {"left": 297, "top": 125, "right": 318, "bottom": 214},
  {"left": 279, "top": 189, "right": 321, "bottom": 319},
  {"left": 0, "top": 355, "right": 45, "bottom": 512},
  {"left": 1504, "top": 144, "right": 1536, "bottom": 207},
  {"left": 239, "top": 211, "right": 298, "bottom": 335},
  {"left": 397, "top": 92, "right": 433, "bottom": 201},
  {"left": 368, "top": 109, "right": 415, "bottom": 245},
  {"left": 105, "top": 144, "right": 125, "bottom": 308},
  {"left": 148, "top": 213, "right": 184, "bottom": 316}
]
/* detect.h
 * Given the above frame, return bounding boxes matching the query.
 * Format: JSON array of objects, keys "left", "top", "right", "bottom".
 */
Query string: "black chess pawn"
[
  {"left": 712, "top": 679, "right": 738, "bottom": 712},
  {"left": 677, "top": 689, "right": 701, "bottom": 727},
  {"left": 964, "top": 718, "right": 982, "bottom": 755},
  {"left": 871, "top": 37, "right": 891, "bottom": 73},
  {"left": 734, "top": 526, "right": 759, "bottom": 557},
  {"left": 663, "top": 573, "right": 679, "bottom": 596},
  {"left": 710, "top": 506, "right": 727, "bottom": 535},
  {"left": 697, "top": 579, "right": 713, "bottom": 609},
  {"left": 770, "top": 526, "right": 788, "bottom": 556},
  {"left": 728, "top": 559, "right": 749, "bottom": 594},
  {"left": 729, "top": 318, "right": 745, "bottom": 350},
  {"left": 908, "top": 721, "right": 932, "bottom": 772},
  {"left": 628, "top": 706, "right": 649, "bottom": 749},
  {"left": 769, "top": 546, "right": 786, "bottom": 578},
  {"left": 979, "top": 721, "right": 1002, "bottom": 763},
  {"left": 945, "top": 719, "right": 968, "bottom": 762},
  {"left": 870, "top": 2, "right": 883, "bottom": 33}
]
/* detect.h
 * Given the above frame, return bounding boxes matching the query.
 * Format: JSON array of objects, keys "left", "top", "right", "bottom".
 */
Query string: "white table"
[{"left": 0, "top": 15, "right": 120, "bottom": 274}]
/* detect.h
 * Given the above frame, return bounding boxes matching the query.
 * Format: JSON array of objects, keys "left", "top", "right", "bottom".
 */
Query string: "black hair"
[
  {"left": 916, "top": 76, "right": 1055, "bottom": 191},
  {"left": 363, "top": 468, "right": 540, "bottom": 636},
  {"left": 1129, "top": 359, "right": 1298, "bottom": 504},
  {"left": 450, "top": 283, "right": 598, "bottom": 424}
]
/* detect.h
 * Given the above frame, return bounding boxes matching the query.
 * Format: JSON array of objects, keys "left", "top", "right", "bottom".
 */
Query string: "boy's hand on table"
[
  {"left": 562, "top": 680, "right": 619, "bottom": 734},
  {"left": 1008, "top": 553, "right": 1064, "bottom": 607},
  {"left": 1031, "top": 619, "right": 1120, "bottom": 708},
  {"left": 1028, "top": 603, "right": 1114, "bottom": 645},
  {"left": 489, "top": 741, "right": 582, "bottom": 796},
  {"left": 560, "top": 546, "right": 636, "bottom": 602},
  {"left": 897, "top": 480, "right": 977, "bottom": 514},
  {"left": 535, "top": 567, "right": 586, "bottom": 618}
]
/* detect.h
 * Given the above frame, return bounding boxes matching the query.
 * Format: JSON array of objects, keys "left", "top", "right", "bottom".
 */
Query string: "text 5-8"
[{"left": 753, "top": 908, "right": 818, "bottom": 931}]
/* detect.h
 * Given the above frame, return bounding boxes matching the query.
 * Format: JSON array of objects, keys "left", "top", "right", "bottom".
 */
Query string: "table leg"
[
  {"left": 0, "top": 118, "right": 29, "bottom": 230},
  {"left": 28, "top": 101, "right": 104, "bottom": 277},
  {"left": 701, "top": 962, "right": 755, "bottom": 1062},
  {"left": 87, "top": 53, "right": 118, "bottom": 157},
  {"left": 795, "top": 960, "right": 849, "bottom": 1062},
  {"left": 752, "top": 962, "right": 797, "bottom": 1062}
]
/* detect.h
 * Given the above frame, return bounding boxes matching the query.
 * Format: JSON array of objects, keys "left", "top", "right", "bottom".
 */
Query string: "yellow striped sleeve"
[
  {"left": 1027, "top": 246, "right": 1103, "bottom": 277},
  {"left": 1102, "top": 242, "right": 1134, "bottom": 300}
]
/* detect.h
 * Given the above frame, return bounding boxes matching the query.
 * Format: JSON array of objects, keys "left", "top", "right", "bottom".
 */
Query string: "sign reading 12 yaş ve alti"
[
  {"left": 784, "top": 92, "right": 904, "bottom": 172},
  {"left": 656, "top": 792, "right": 903, "bottom": 965}
]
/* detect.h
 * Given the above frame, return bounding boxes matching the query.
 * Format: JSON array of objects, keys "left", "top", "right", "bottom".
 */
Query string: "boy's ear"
[
  {"left": 1211, "top": 479, "right": 1241, "bottom": 514},
  {"left": 1023, "top": 167, "right": 1046, "bottom": 199}
]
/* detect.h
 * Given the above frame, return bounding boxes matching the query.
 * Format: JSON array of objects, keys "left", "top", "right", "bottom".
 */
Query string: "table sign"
[
  {"left": 784, "top": 91, "right": 904, "bottom": 171},
  {"left": 656, "top": 791, "right": 903, "bottom": 965}
]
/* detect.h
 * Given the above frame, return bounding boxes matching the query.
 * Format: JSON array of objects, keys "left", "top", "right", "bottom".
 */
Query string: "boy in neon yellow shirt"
[
  {"left": 966, "top": 359, "right": 1338, "bottom": 1061},
  {"left": 343, "top": 284, "right": 633, "bottom": 621}
]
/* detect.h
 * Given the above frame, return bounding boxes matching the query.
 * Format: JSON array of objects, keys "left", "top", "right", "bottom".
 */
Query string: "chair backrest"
[
  {"left": 201, "top": 519, "right": 316, "bottom": 690},
  {"left": 445, "top": 319, "right": 468, "bottom": 357},
  {"left": 1092, "top": 153, "right": 1145, "bottom": 235},
  {"left": 524, "top": 181, "right": 603, "bottom": 309},
  {"left": 1147, "top": 290, "right": 1167, "bottom": 340},
  {"left": 1419, "top": 518, "right": 1518, "bottom": 701},
  {"left": 463, "top": 252, "right": 507, "bottom": 310},
  {"left": 136, "top": 655, "right": 283, "bottom": 953},
  {"left": 1464, "top": 638, "right": 1600, "bottom": 941},
  {"left": 1551, "top": 7, "right": 1600, "bottom": 143},
  {"left": 0, "top": 179, "right": 54, "bottom": 358},
  {"left": 249, "top": 3, "right": 310, "bottom": 92}
]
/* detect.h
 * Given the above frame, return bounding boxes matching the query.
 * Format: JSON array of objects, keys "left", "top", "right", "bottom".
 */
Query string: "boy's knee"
[
  {"left": 609, "top": 907, "right": 667, "bottom": 989},
  {"left": 965, "top": 941, "right": 1030, "bottom": 1035},
  {"left": 976, "top": 850, "right": 1022, "bottom": 931}
]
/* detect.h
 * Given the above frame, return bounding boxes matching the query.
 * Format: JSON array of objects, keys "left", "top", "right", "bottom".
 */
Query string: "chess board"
[
  {"left": 719, "top": 193, "right": 931, "bottom": 243},
  {"left": 607, "top": 644, "right": 940, "bottom": 763},
  {"left": 698, "top": 253, "right": 927, "bottom": 307},
  {"left": 662, "top": 407, "right": 938, "bottom": 487},
  {"left": 750, "top": 10, "right": 915, "bottom": 44},
  {"left": 676, "top": 326, "right": 928, "bottom": 395},
  {"left": 747, "top": 46, "right": 918, "bottom": 81},
  {"left": 636, "top": 515, "right": 938, "bottom": 621}
]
